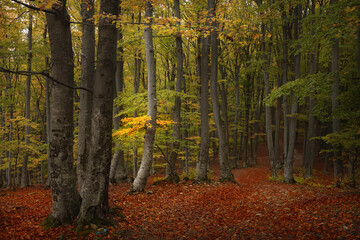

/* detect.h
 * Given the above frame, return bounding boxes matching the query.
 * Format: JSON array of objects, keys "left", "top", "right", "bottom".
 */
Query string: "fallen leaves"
[{"left": 0, "top": 145, "right": 359, "bottom": 239}]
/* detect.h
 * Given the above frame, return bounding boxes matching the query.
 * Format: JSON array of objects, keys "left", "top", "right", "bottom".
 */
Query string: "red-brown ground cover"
[{"left": 0, "top": 144, "right": 359, "bottom": 239}]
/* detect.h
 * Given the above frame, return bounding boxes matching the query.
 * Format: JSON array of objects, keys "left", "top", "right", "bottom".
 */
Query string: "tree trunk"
[
  {"left": 243, "top": 74, "right": 251, "bottom": 168},
  {"left": 132, "top": 0, "right": 157, "bottom": 191},
  {"left": 331, "top": 0, "right": 342, "bottom": 178},
  {"left": 275, "top": 75, "right": 281, "bottom": 169},
  {"left": 42, "top": 23, "right": 52, "bottom": 187},
  {"left": 166, "top": 0, "right": 183, "bottom": 183},
  {"left": 209, "top": 0, "right": 233, "bottom": 182},
  {"left": 44, "top": 0, "right": 81, "bottom": 226},
  {"left": 132, "top": 12, "right": 141, "bottom": 179},
  {"left": 21, "top": 12, "right": 32, "bottom": 188},
  {"left": 261, "top": 20, "right": 277, "bottom": 178},
  {"left": 282, "top": 10, "right": 289, "bottom": 163},
  {"left": 196, "top": 17, "right": 210, "bottom": 182},
  {"left": 76, "top": 0, "right": 118, "bottom": 226},
  {"left": 304, "top": 2, "right": 317, "bottom": 178},
  {"left": 284, "top": 5, "right": 301, "bottom": 183},
  {"left": 232, "top": 62, "right": 240, "bottom": 169},
  {"left": 252, "top": 86, "right": 263, "bottom": 166},
  {"left": 110, "top": 27, "right": 126, "bottom": 183},
  {"left": 77, "top": 0, "right": 95, "bottom": 190}
]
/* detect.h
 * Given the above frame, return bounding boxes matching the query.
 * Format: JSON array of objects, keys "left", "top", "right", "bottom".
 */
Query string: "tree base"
[
  {"left": 75, "top": 205, "right": 114, "bottom": 231},
  {"left": 283, "top": 178, "right": 296, "bottom": 184},
  {"left": 165, "top": 174, "right": 180, "bottom": 184},
  {"left": 219, "top": 174, "right": 237, "bottom": 184},
  {"left": 41, "top": 215, "right": 67, "bottom": 229},
  {"left": 193, "top": 177, "right": 211, "bottom": 184}
]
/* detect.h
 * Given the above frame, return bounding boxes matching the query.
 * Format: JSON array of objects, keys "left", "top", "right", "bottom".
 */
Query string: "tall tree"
[
  {"left": 21, "top": 11, "right": 32, "bottom": 188},
  {"left": 284, "top": 4, "right": 301, "bottom": 183},
  {"left": 282, "top": 7, "right": 290, "bottom": 164},
  {"left": 132, "top": 0, "right": 157, "bottom": 191},
  {"left": 259, "top": 0, "right": 277, "bottom": 178},
  {"left": 209, "top": 0, "right": 233, "bottom": 182},
  {"left": 196, "top": 4, "right": 210, "bottom": 182},
  {"left": 43, "top": 0, "right": 81, "bottom": 226},
  {"left": 76, "top": 0, "right": 119, "bottom": 225},
  {"left": 77, "top": 0, "right": 95, "bottom": 190},
  {"left": 166, "top": 0, "right": 183, "bottom": 183},
  {"left": 304, "top": 0, "right": 317, "bottom": 178},
  {"left": 330, "top": 0, "right": 342, "bottom": 178},
  {"left": 110, "top": 27, "right": 126, "bottom": 183},
  {"left": 132, "top": 12, "right": 142, "bottom": 179}
]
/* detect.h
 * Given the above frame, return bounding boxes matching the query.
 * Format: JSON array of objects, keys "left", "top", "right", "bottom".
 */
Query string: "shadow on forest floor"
[{"left": 0, "top": 143, "right": 359, "bottom": 239}]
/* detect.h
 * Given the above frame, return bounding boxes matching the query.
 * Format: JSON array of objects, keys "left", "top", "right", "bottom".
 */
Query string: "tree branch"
[
  {"left": 155, "top": 143, "right": 170, "bottom": 164},
  {"left": 0, "top": 67, "right": 93, "bottom": 93},
  {"left": 11, "top": 0, "right": 57, "bottom": 15}
]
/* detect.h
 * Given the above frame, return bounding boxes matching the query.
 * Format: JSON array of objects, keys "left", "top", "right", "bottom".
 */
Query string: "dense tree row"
[{"left": 0, "top": 0, "right": 359, "bottom": 226}]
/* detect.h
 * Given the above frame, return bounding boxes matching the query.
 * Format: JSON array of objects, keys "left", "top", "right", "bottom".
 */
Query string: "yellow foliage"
[{"left": 113, "top": 115, "right": 174, "bottom": 139}]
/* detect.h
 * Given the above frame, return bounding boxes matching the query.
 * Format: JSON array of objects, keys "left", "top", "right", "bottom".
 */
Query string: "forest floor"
[{"left": 0, "top": 143, "right": 360, "bottom": 239}]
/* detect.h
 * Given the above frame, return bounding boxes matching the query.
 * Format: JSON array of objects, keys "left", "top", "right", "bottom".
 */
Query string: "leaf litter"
[{"left": 0, "top": 144, "right": 359, "bottom": 239}]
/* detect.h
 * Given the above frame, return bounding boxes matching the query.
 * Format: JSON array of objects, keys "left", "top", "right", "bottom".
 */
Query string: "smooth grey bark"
[
  {"left": 110, "top": 28, "right": 126, "bottom": 183},
  {"left": 232, "top": 62, "right": 240, "bottom": 169},
  {"left": 44, "top": 0, "right": 81, "bottom": 225},
  {"left": 275, "top": 75, "right": 281, "bottom": 169},
  {"left": 330, "top": 0, "right": 342, "bottom": 177},
  {"left": 166, "top": 0, "right": 183, "bottom": 183},
  {"left": 252, "top": 86, "right": 263, "bottom": 166},
  {"left": 284, "top": 5, "right": 301, "bottom": 183},
  {"left": 282, "top": 10, "right": 289, "bottom": 162},
  {"left": 219, "top": 66, "right": 230, "bottom": 163},
  {"left": 195, "top": 22, "right": 210, "bottom": 182},
  {"left": 45, "top": 52, "right": 51, "bottom": 186},
  {"left": 76, "top": 0, "right": 118, "bottom": 225},
  {"left": 42, "top": 23, "right": 52, "bottom": 187},
  {"left": 209, "top": 0, "right": 233, "bottom": 182},
  {"left": 3, "top": 75, "right": 14, "bottom": 188},
  {"left": 21, "top": 12, "right": 32, "bottom": 188},
  {"left": 6, "top": 79, "right": 14, "bottom": 189},
  {"left": 243, "top": 74, "right": 251, "bottom": 168},
  {"left": 77, "top": 0, "right": 95, "bottom": 190},
  {"left": 7, "top": 107, "right": 13, "bottom": 189},
  {"left": 132, "top": 0, "right": 157, "bottom": 191},
  {"left": 132, "top": 12, "right": 141, "bottom": 179},
  {"left": 261, "top": 21, "right": 277, "bottom": 178},
  {"left": 331, "top": 37, "right": 342, "bottom": 177},
  {"left": 304, "top": 1, "right": 317, "bottom": 178}
]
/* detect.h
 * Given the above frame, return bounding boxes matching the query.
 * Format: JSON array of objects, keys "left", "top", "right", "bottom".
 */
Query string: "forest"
[{"left": 0, "top": 0, "right": 360, "bottom": 239}]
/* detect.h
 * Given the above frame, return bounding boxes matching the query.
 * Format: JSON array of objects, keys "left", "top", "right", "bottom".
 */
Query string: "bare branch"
[
  {"left": 11, "top": 0, "right": 57, "bottom": 15},
  {"left": 0, "top": 67, "right": 93, "bottom": 93}
]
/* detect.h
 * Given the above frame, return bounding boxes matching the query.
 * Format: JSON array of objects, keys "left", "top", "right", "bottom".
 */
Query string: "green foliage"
[
  {"left": 267, "top": 174, "right": 283, "bottom": 182},
  {"left": 265, "top": 72, "right": 331, "bottom": 107}
]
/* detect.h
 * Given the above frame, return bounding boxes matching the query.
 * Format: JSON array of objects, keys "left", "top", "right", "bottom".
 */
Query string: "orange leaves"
[{"left": 1, "top": 145, "right": 360, "bottom": 239}]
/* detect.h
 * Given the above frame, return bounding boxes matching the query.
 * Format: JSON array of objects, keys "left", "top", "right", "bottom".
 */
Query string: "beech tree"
[
  {"left": 209, "top": 0, "right": 233, "bottom": 182},
  {"left": 166, "top": 0, "right": 183, "bottom": 184},
  {"left": 76, "top": 0, "right": 119, "bottom": 225},
  {"left": 1, "top": 0, "right": 359, "bottom": 207},
  {"left": 21, "top": 11, "right": 32, "bottom": 188},
  {"left": 196, "top": 3, "right": 210, "bottom": 182},
  {"left": 131, "top": 0, "right": 157, "bottom": 191},
  {"left": 77, "top": 0, "right": 95, "bottom": 190},
  {"left": 44, "top": 0, "right": 81, "bottom": 226}
]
